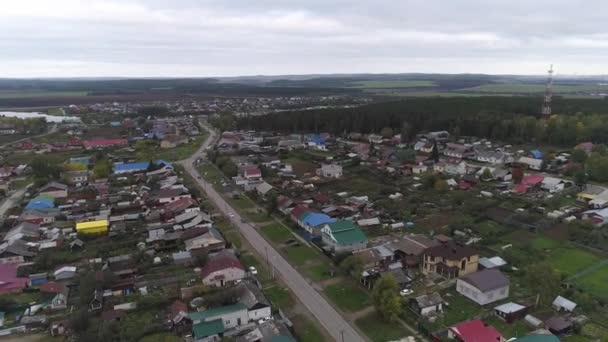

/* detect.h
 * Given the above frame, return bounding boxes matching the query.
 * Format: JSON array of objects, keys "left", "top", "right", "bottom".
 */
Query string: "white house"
[
  {"left": 445, "top": 161, "right": 467, "bottom": 176},
  {"left": 542, "top": 177, "right": 566, "bottom": 193},
  {"left": 54, "top": 266, "right": 77, "bottom": 281},
  {"left": 552, "top": 296, "right": 577, "bottom": 312},
  {"left": 317, "top": 164, "right": 343, "bottom": 178},
  {"left": 412, "top": 164, "right": 428, "bottom": 174},
  {"left": 456, "top": 269, "right": 510, "bottom": 305},
  {"left": 410, "top": 292, "right": 444, "bottom": 317},
  {"left": 518, "top": 156, "right": 543, "bottom": 171}
]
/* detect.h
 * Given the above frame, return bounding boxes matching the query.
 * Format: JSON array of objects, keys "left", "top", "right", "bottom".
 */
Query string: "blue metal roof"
[
  {"left": 112, "top": 162, "right": 150, "bottom": 172},
  {"left": 25, "top": 198, "right": 55, "bottom": 210},
  {"left": 531, "top": 150, "right": 543, "bottom": 159},
  {"left": 301, "top": 212, "right": 335, "bottom": 227},
  {"left": 310, "top": 136, "right": 327, "bottom": 144}
]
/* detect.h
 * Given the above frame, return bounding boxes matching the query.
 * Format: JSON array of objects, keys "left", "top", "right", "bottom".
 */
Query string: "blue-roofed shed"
[
  {"left": 69, "top": 156, "right": 91, "bottom": 166},
  {"left": 310, "top": 136, "right": 327, "bottom": 145},
  {"left": 110, "top": 121, "right": 122, "bottom": 127},
  {"left": 531, "top": 150, "right": 543, "bottom": 159},
  {"left": 26, "top": 197, "right": 55, "bottom": 210},
  {"left": 112, "top": 162, "right": 150, "bottom": 174}
]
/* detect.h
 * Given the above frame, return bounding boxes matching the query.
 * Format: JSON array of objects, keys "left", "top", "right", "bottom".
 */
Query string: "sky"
[{"left": 1, "top": 0, "right": 607, "bottom": 77}]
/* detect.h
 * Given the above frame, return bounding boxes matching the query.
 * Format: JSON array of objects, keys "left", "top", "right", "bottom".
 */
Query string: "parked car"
[
  {"left": 399, "top": 289, "right": 414, "bottom": 297},
  {"left": 249, "top": 266, "right": 258, "bottom": 275}
]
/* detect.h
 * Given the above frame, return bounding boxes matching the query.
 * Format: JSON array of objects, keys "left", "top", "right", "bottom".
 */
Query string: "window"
[{"left": 225, "top": 320, "right": 230, "bottom": 325}]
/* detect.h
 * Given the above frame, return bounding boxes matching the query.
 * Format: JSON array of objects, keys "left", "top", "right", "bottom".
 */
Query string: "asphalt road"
[
  {"left": 0, "top": 186, "right": 29, "bottom": 218},
  {"left": 179, "top": 123, "right": 367, "bottom": 342}
]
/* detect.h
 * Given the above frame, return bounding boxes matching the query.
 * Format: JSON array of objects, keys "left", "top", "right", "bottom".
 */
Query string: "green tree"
[
  {"left": 371, "top": 274, "right": 402, "bottom": 321},
  {"left": 380, "top": 126, "right": 394, "bottom": 139},
  {"left": 30, "top": 156, "right": 60, "bottom": 180},
  {"left": 400, "top": 121, "right": 412, "bottom": 144},
  {"left": 434, "top": 179, "right": 449, "bottom": 192},
  {"left": 135, "top": 140, "right": 157, "bottom": 161},
  {"left": 481, "top": 168, "right": 493, "bottom": 181},
  {"left": 574, "top": 171, "right": 588, "bottom": 188},
  {"left": 586, "top": 153, "right": 608, "bottom": 182},
  {"left": 78, "top": 272, "right": 97, "bottom": 308},
  {"left": 93, "top": 159, "right": 111, "bottom": 179},
  {"left": 339, "top": 256, "right": 364, "bottom": 278},
  {"left": 571, "top": 148, "right": 588, "bottom": 164},
  {"left": 524, "top": 262, "right": 562, "bottom": 305}
]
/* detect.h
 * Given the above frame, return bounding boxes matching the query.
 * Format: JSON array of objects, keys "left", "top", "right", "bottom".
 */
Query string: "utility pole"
[
  {"left": 541, "top": 64, "right": 554, "bottom": 119},
  {"left": 340, "top": 329, "right": 345, "bottom": 342}
]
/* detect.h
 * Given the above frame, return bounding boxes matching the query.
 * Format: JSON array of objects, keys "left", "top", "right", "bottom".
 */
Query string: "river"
[{"left": 0, "top": 111, "right": 80, "bottom": 123}]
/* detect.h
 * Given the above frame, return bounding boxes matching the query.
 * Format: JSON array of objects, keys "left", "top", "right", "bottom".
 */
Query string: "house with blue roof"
[
  {"left": 307, "top": 136, "right": 328, "bottom": 151},
  {"left": 300, "top": 212, "right": 336, "bottom": 238},
  {"left": 25, "top": 197, "right": 55, "bottom": 211},
  {"left": 531, "top": 150, "right": 543, "bottom": 159},
  {"left": 113, "top": 162, "right": 150, "bottom": 174}
]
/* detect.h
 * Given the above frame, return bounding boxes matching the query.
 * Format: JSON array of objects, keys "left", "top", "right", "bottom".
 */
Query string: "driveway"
[{"left": 178, "top": 123, "right": 367, "bottom": 342}]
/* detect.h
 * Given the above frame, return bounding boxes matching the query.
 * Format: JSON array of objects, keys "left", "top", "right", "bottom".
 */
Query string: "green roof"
[
  {"left": 514, "top": 335, "right": 560, "bottom": 342},
  {"left": 193, "top": 319, "right": 224, "bottom": 339},
  {"left": 326, "top": 220, "right": 357, "bottom": 233},
  {"left": 326, "top": 220, "right": 367, "bottom": 246},
  {"left": 188, "top": 303, "right": 247, "bottom": 322}
]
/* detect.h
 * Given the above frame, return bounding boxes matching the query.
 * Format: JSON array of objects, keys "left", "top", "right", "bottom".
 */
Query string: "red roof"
[
  {"left": 83, "top": 138, "right": 128, "bottom": 149},
  {"left": 200, "top": 251, "right": 244, "bottom": 279},
  {"left": 449, "top": 320, "right": 503, "bottom": 342},
  {"left": 312, "top": 193, "right": 331, "bottom": 204},
  {"left": 168, "top": 300, "right": 188, "bottom": 319},
  {"left": 0, "top": 264, "right": 28, "bottom": 294},
  {"left": 522, "top": 174, "right": 544, "bottom": 186},
  {"left": 40, "top": 281, "right": 66, "bottom": 294},
  {"left": 163, "top": 197, "right": 198, "bottom": 213},
  {"left": 513, "top": 184, "right": 528, "bottom": 194},
  {"left": 290, "top": 205, "right": 310, "bottom": 220},
  {"left": 244, "top": 167, "right": 262, "bottom": 177}
]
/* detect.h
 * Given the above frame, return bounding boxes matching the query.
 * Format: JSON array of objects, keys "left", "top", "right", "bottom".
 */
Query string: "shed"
[
  {"left": 494, "top": 302, "right": 527, "bottom": 323},
  {"left": 552, "top": 296, "right": 576, "bottom": 312}
]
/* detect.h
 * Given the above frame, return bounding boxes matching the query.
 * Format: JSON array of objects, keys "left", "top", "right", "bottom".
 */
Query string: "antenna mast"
[{"left": 541, "top": 64, "right": 554, "bottom": 119}]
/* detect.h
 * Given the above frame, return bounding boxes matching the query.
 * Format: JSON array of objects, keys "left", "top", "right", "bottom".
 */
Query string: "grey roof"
[
  {"left": 172, "top": 251, "right": 192, "bottom": 261},
  {"left": 414, "top": 292, "right": 444, "bottom": 308},
  {"left": 494, "top": 302, "right": 526, "bottom": 314},
  {"left": 386, "top": 234, "right": 440, "bottom": 256},
  {"left": 460, "top": 269, "right": 509, "bottom": 292},
  {"left": 40, "top": 182, "right": 68, "bottom": 192},
  {"left": 552, "top": 296, "right": 577, "bottom": 311},
  {"left": 237, "top": 282, "right": 270, "bottom": 309}
]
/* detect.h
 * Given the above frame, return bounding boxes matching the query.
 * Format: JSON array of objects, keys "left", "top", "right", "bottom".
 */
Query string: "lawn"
[
  {"left": 530, "top": 236, "right": 561, "bottom": 250},
  {"left": 282, "top": 157, "right": 318, "bottom": 176},
  {"left": 575, "top": 263, "right": 608, "bottom": 300},
  {"left": 264, "top": 284, "right": 295, "bottom": 308},
  {"left": 228, "top": 196, "right": 255, "bottom": 210},
  {"left": 244, "top": 209, "right": 271, "bottom": 223},
  {"left": 549, "top": 248, "right": 601, "bottom": 276},
  {"left": 355, "top": 311, "right": 408, "bottom": 342},
  {"left": 483, "top": 315, "right": 530, "bottom": 339},
  {"left": 292, "top": 315, "right": 328, "bottom": 342},
  {"left": 304, "top": 263, "right": 333, "bottom": 282},
  {"left": 198, "top": 163, "right": 225, "bottom": 186},
  {"left": 324, "top": 281, "right": 370, "bottom": 312},
  {"left": 427, "top": 291, "right": 484, "bottom": 330},
  {"left": 262, "top": 223, "right": 293, "bottom": 243},
  {"left": 284, "top": 245, "right": 322, "bottom": 267},
  {"left": 350, "top": 80, "right": 436, "bottom": 89},
  {"left": 156, "top": 134, "right": 207, "bottom": 161}
]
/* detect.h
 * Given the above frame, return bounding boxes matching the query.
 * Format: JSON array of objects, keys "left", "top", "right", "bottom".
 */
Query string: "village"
[{"left": 0, "top": 108, "right": 607, "bottom": 342}]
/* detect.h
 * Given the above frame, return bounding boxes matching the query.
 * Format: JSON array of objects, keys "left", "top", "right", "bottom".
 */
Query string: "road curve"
[{"left": 178, "top": 123, "right": 367, "bottom": 342}]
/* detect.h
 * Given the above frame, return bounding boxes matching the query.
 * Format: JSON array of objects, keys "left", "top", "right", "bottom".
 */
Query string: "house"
[
  {"left": 422, "top": 242, "right": 479, "bottom": 278},
  {"left": 255, "top": 182, "right": 274, "bottom": 197},
  {"left": 321, "top": 220, "right": 368, "bottom": 253},
  {"left": 200, "top": 250, "right": 246, "bottom": 287},
  {"left": 444, "top": 143, "right": 472, "bottom": 159},
  {"left": 54, "top": 266, "right": 77, "bottom": 281},
  {"left": 3, "top": 222, "right": 40, "bottom": 243},
  {"left": 90, "top": 290, "right": 103, "bottom": 311},
  {"left": 544, "top": 316, "right": 572, "bottom": 336},
  {"left": 299, "top": 212, "right": 336, "bottom": 237},
  {"left": 0, "top": 167, "right": 14, "bottom": 179},
  {"left": 518, "top": 157, "right": 543, "bottom": 171},
  {"left": 445, "top": 160, "right": 468, "bottom": 176},
  {"left": 39, "top": 182, "right": 68, "bottom": 198},
  {"left": 456, "top": 269, "right": 510, "bottom": 305},
  {"left": 317, "top": 164, "right": 343, "bottom": 178},
  {"left": 494, "top": 302, "right": 528, "bottom": 323},
  {"left": 83, "top": 138, "right": 128, "bottom": 150},
  {"left": 475, "top": 150, "right": 512, "bottom": 165},
  {"left": 541, "top": 177, "right": 566, "bottom": 193},
  {"left": 448, "top": 320, "right": 504, "bottom": 342},
  {"left": 582, "top": 208, "right": 608, "bottom": 226},
  {"left": 167, "top": 300, "right": 192, "bottom": 333},
  {"left": 25, "top": 196, "right": 55, "bottom": 211},
  {"left": 172, "top": 251, "right": 193, "bottom": 265},
  {"left": 385, "top": 234, "right": 440, "bottom": 268},
  {"left": 112, "top": 162, "right": 150, "bottom": 174},
  {"left": 189, "top": 303, "right": 248, "bottom": 328},
  {"left": 237, "top": 282, "right": 272, "bottom": 322},
  {"left": 0, "top": 264, "right": 28, "bottom": 294},
  {"left": 62, "top": 171, "right": 89, "bottom": 185},
  {"left": 75, "top": 220, "right": 109, "bottom": 234},
  {"left": 184, "top": 227, "right": 226, "bottom": 252},
  {"left": 243, "top": 167, "right": 262, "bottom": 180},
  {"left": 157, "top": 187, "right": 191, "bottom": 204},
  {"left": 193, "top": 319, "right": 224, "bottom": 341},
  {"left": 412, "top": 164, "right": 428, "bottom": 174},
  {"left": 409, "top": 292, "right": 444, "bottom": 317},
  {"left": 552, "top": 296, "right": 577, "bottom": 312},
  {"left": 479, "top": 256, "right": 507, "bottom": 270},
  {"left": 0, "top": 123, "right": 16, "bottom": 134}
]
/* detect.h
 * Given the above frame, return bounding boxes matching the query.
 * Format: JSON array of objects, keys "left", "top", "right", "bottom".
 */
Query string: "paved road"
[
  {"left": 0, "top": 185, "right": 30, "bottom": 218},
  {"left": 0, "top": 124, "right": 58, "bottom": 149},
  {"left": 179, "top": 123, "right": 367, "bottom": 342}
]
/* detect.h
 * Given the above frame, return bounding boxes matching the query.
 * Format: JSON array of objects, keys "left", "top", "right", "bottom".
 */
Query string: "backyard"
[{"left": 324, "top": 280, "right": 370, "bottom": 312}]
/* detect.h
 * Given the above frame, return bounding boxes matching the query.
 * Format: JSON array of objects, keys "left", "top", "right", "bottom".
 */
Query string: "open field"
[
  {"left": 550, "top": 248, "right": 600, "bottom": 276},
  {"left": 355, "top": 311, "right": 409, "bottom": 342},
  {"left": 460, "top": 83, "right": 608, "bottom": 94},
  {"left": 262, "top": 223, "right": 293, "bottom": 243},
  {"left": 292, "top": 314, "right": 328, "bottom": 342},
  {"left": 574, "top": 264, "right": 608, "bottom": 300},
  {"left": 350, "top": 80, "right": 435, "bottom": 88},
  {"left": 324, "top": 280, "right": 370, "bottom": 312},
  {"left": 156, "top": 135, "right": 208, "bottom": 161},
  {"left": 0, "top": 90, "right": 88, "bottom": 99}
]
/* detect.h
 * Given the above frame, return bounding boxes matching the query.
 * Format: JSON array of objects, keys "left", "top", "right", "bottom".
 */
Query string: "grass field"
[
  {"left": 264, "top": 284, "right": 295, "bottom": 308},
  {"left": 156, "top": 134, "right": 207, "bottom": 161},
  {"left": 292, "top": 315, "right": 328, "bottom": 342},
  {"left": 0, "top": 90, "right": 88, "bottom": 99},
  {"left": 350, "top": 80, "right": 435, "bottom": 88},
  {"left": 262, "top": 223, "right": 293, "bottom": 243},
  {"left": 355, "top": 311, "right": 408, "bottom": 342},
  {"left": 284, "top": 245, "right": 321, "bottom": 266},
  {"left": 549, "top": 248, "right": 600, "bottom": 276},
  {"left": 324, "top": 281, "right": 370, "bottom": 312},
  {"left": 282, "top": 156, "right": 318, "bottom": 176},
  {"left": 304, "top": 263, "right": 333, "bottom": 282},
  {"left": 574, "top": 264, "right": 608, "bottom": 300},
  {"left": 460, "top": 83, "right": 607, "bottom": 94}
]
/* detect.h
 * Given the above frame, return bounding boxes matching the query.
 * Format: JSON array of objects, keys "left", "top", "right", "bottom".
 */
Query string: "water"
[{"left": 0, "top": 111, "right": 81, "bottom": 123}]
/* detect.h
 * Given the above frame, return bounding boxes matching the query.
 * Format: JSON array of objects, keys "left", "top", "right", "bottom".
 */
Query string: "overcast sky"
[{"left": 1, "top": 0, "right": 606, "bottom": 77}]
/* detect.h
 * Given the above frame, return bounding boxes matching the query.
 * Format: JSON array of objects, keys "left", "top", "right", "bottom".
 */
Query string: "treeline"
[
  {"left": 236, "top": 97, "right": 608, "bottom": 146},
  {"left": 0, "top": 117, "right": 47, "bottom": 134}
]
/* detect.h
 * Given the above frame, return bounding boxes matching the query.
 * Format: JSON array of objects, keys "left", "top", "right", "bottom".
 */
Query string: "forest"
[{"left": 236, "top": 97, "right": 608, "bottom": 146}]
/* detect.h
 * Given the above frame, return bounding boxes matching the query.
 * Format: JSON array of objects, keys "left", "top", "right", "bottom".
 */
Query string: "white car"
[
  {"left": 399, "top": 289, "right": 414, "bottom": 297},
  {"left": 228, "top": 213, "right": 235, "bottom": 218},
  {"left": 249, "top": 266, "right": 258, "bottom": 275}
]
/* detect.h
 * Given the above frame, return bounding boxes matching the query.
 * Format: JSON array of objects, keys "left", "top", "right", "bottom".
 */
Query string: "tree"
[
  {"left": 92, "top": 159, "right": 111, "bottom": 179},
  {"left": 78, "top": 272, "right": 97, "bottom": 308},
  {"left": 586, "top": 153, "right": 608, "bottom": 182},
  {"left": 400, "top": 121, "right": 412, "bottom": 144},
  {"left": 434, "top": 179, "right": 449, "bottom": 192},
  {"left": 371, "top": 274, "right": 402, "bottom": 321},
  {"left": 571, "top": 148, "right": 588, "bottom": 164},
  {"left": 481, "top": 168, "right": 493, "bottom": 181},
  {"left": 380, "top": 127, "right": 394, "bottom": 139},
  {"left": 574, "top": 171, "right": 588, "bottom": 188},
  {"left": 339, "top": 256, "right": 364, "bottom": 278},
  {"left": 64, "top": 162, "right": 87, "bottom": 171},
  {"left": 135, "top": 140, "right": 157, "bottom": 161},
  {"left": 524, "top": 262, "right": 562, "bottom": 305},
  {"left": 30, "top": 156, "right": 60, "bottom": 180}
]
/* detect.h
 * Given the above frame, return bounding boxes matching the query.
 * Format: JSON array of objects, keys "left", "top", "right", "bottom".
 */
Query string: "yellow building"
[
  {"left": 422, "top": 242, "right": 479, "bottom": 279},
  {"left": 76, "top": 220, "right": 109, "bottom": 234}
]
